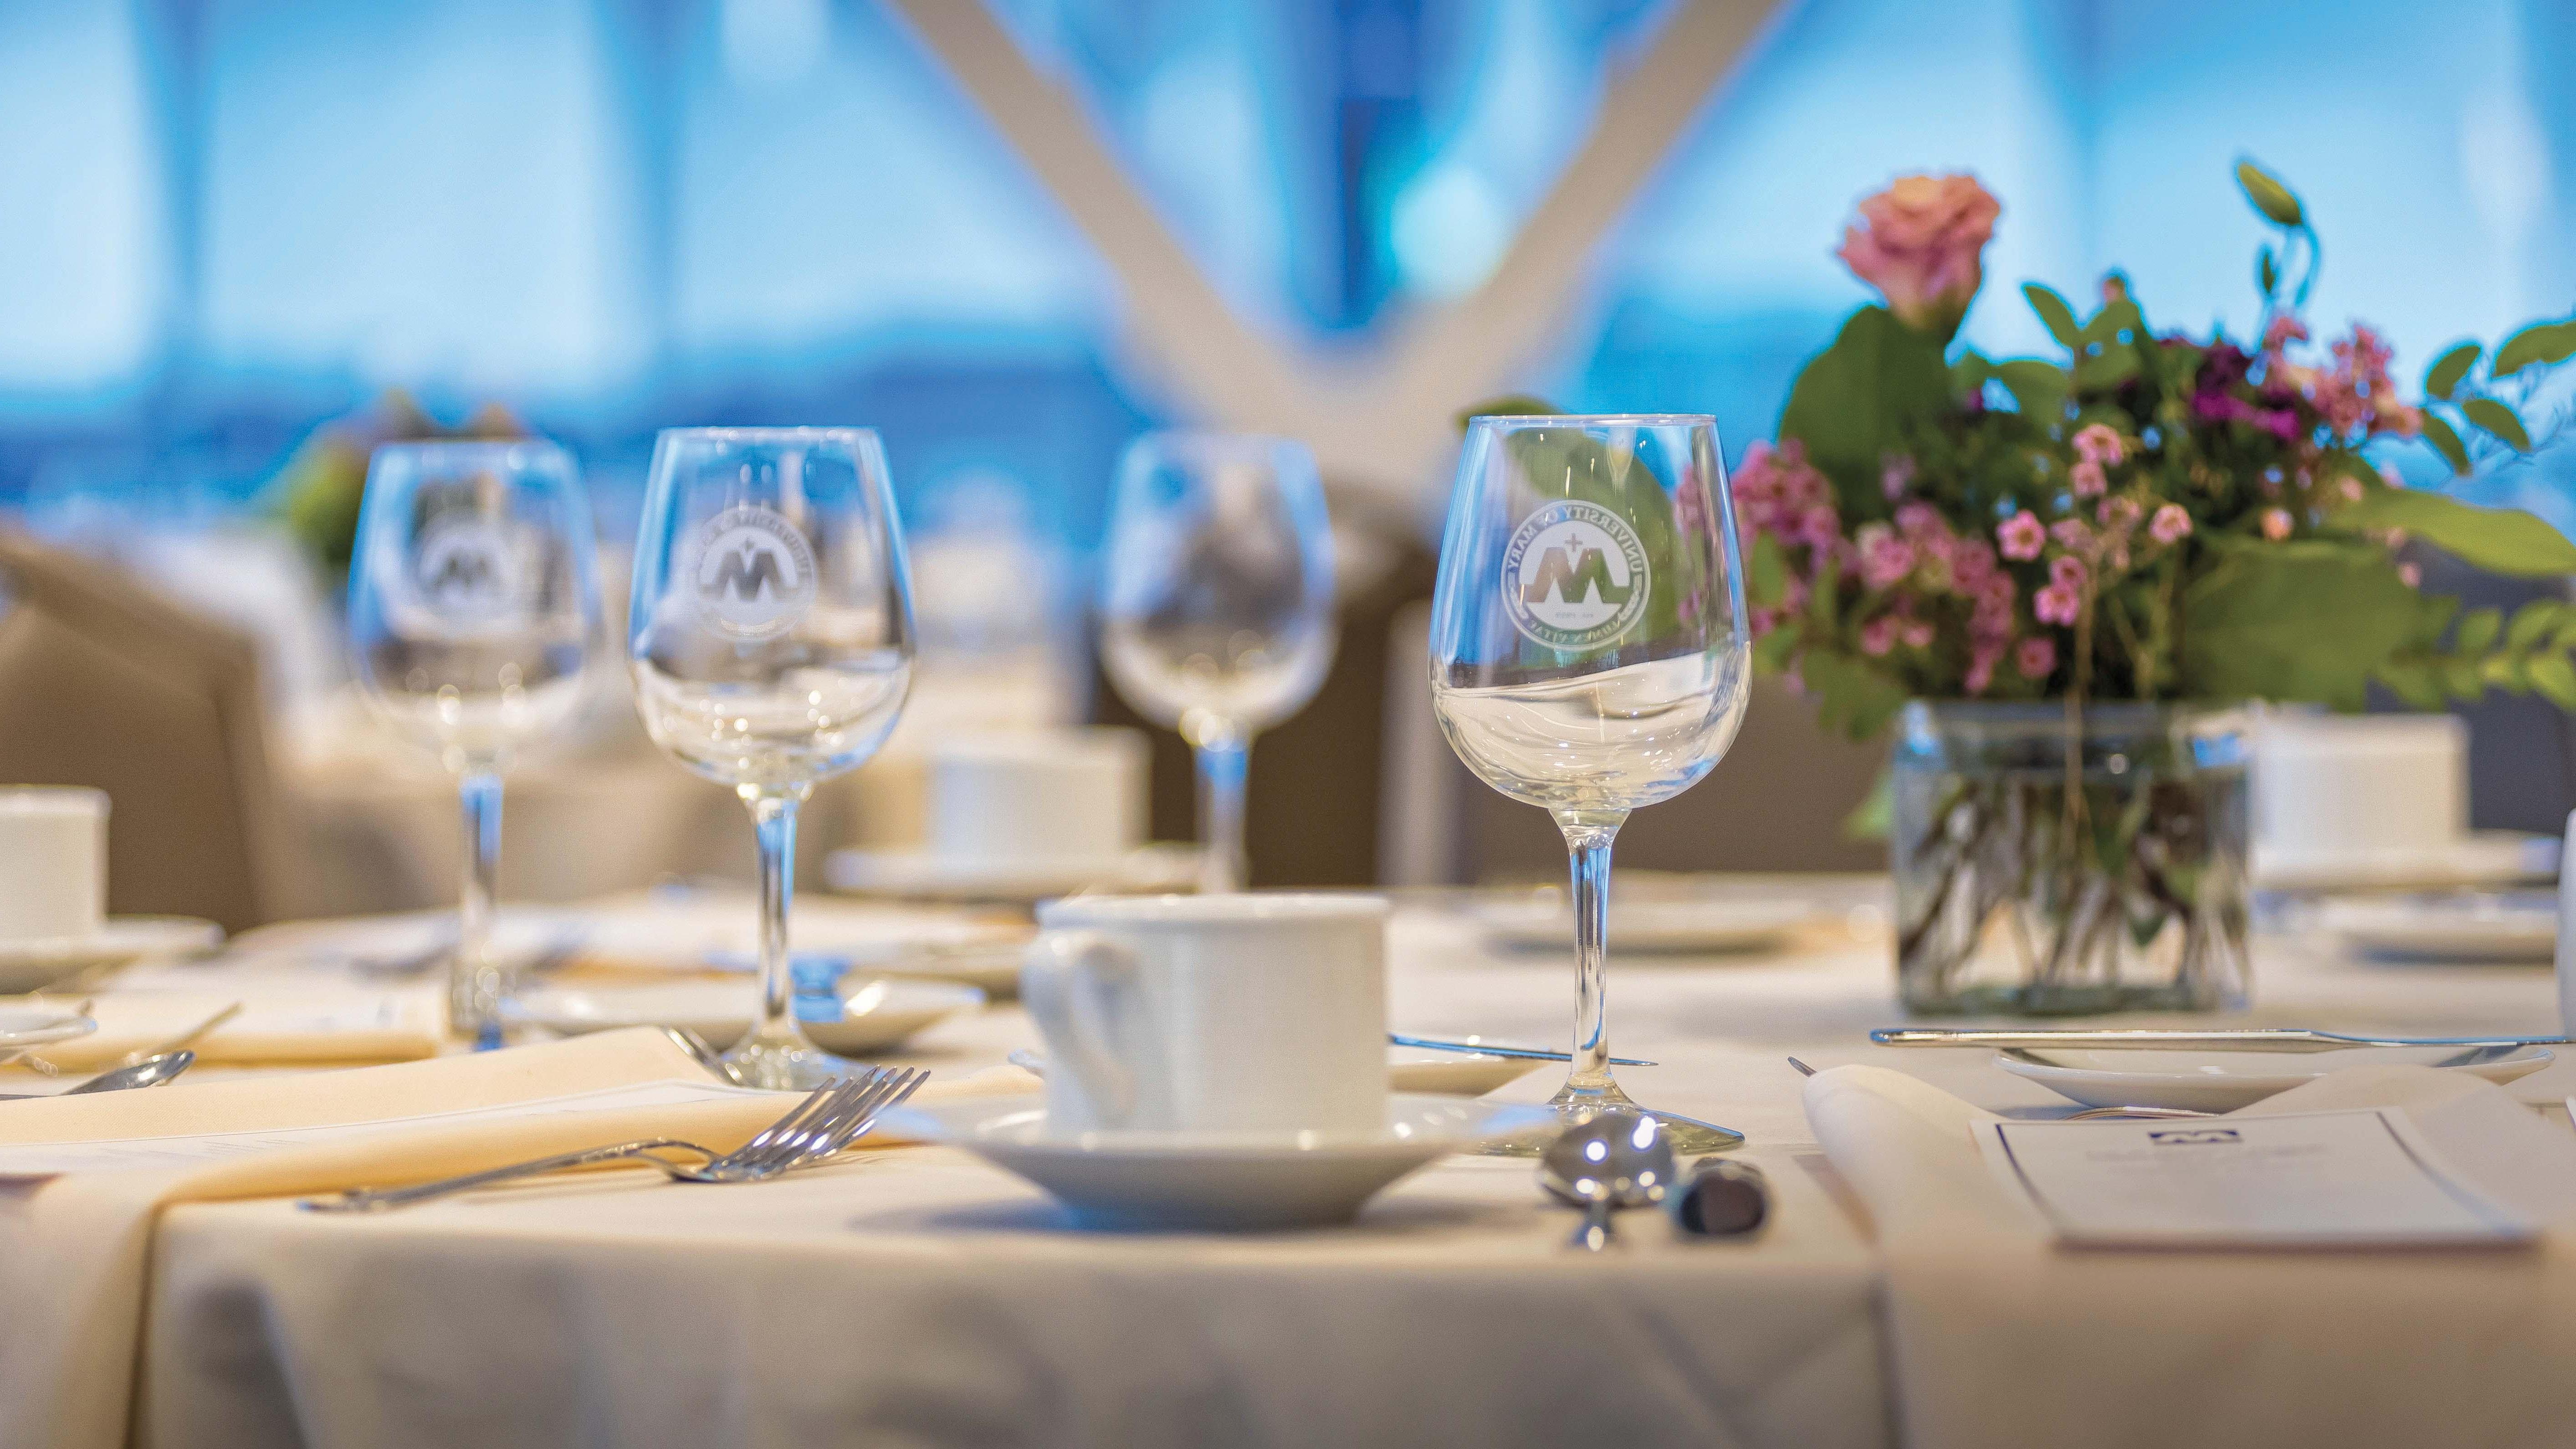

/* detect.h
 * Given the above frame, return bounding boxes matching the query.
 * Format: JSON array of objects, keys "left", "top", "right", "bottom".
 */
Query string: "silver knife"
[
  {"left": 1871, "top": 1026, "right": 2573, "bottom": 1053},
  {"left": 1389, "top": 1033, "right": 1657, "bottom": 1067}
]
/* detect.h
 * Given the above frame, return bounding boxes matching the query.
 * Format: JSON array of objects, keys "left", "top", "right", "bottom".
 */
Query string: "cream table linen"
[
  {"left": 1806, "top": 1062, "right": 2576, "bottom": 1449},
  {"left": 0, "top": 1028, "right": 1024, "bottom": 1449},
  {"left": 5, "top": 990, "right": 444, "bottom": 1069},
  {"left": 95, "top": 898, "right": 2576, "bottom": 1449}
]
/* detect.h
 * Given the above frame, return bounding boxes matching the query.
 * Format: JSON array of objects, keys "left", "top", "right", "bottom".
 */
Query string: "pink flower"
[
  {"left": 2398, "top": 562, "right": 2422, "bottom": 588},
  {"left": 2048, "top": 553, "right": 2088, "bottom": 589},
  {"left": 2096, "top": 495, "right": 2141, "bottom": 531},
  {"left": 2148, "top": 503, "right": 2192, "bottom": 545},
  {"left": 1798, "top": 504, "right": 1842, "bottom": 550},
  {"left": 2049, "top": 518, "right": 2094, "bottom": 553},
  {"left": 2069, "top": 459, "right": 2107, "bottom": 498},
  {"left": 2034, "top": 582, "right": 2082, "bottom": 626},
  {"left": 1997, "top": 510, "right": 2045, "bottom": 560},
  {"left": 1856, "top": 523, "right": 1915, "bottom": 589},
  {"left": 2016, "top": 637, "right": 2057, "bottom": 678},
  {"left": 1893, "top": 501, "right": 1943, "bottom": 537},
  {"left": 2339, "top": 477, "right": 2364, "bottom": 503},
  {"left": 1900, "top": 617, "right": 1935, "bottom": 649},
  {"left": 2072, "top": 424, "right": 2125, "bottom": 467},
  {"left": 1859, "top": 616, "right": 1898, "bottom": 657},
  {"left": 1835, "top": 174, "right": 2001, "bottom": 337},
  {"left": 1881, "top": 455, "right": 1916, "bottom": 500},
  {"left": 2260, "top": 508, "right": 2293, "bottom": 541},
  {"left": 1965, "top": 640, "right": 2005, "bottom": 695},
  {"left": 2262, "top": 315, "right": 2310, "bottom": 354}
]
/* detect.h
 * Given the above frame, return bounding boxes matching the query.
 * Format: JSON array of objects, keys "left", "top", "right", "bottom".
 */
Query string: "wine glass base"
[
  {"left": 719, "top": 1034, "right": 854, "bottom": 1092},
  {"left": 1476, "top": 1081, "right": 1746, "bottom": 1158}
]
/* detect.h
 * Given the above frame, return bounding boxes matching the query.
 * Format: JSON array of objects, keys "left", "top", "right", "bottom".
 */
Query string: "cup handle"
[{"left": 1020, "top": 930, "right": 1142, "bottom": 1125}]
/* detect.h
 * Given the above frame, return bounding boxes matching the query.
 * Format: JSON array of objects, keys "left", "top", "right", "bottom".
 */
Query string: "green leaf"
[
  {"left": 1840, "top": 766, "right": 1893, "bottom": 841},
  {"left": 1950, "top": 349, "right": 1993, "bottom": 402},
  {"left": 2022, "top": 283, "right": 2081, "bottom": 349},
  {"left": 2335, "top": 487, "right": 2576, "bottom": 575},
  {"left": 2376, "top": 659, "right": 2446, "bottom": 710},
  {"left": 1748, "top": 530, "right": 1787, "bottom": 607},
  {"left": 2491, "top": 319, "right": 2576, "bottom": 380},
  {"left": 1777, "top": 306, "right": 1953, "bottom": 515},
  {"left": 2256, "top": 247, "right": 2279, "bottom": 298},
  {"left": 2462, "top": 396, "right": 2533, "bottom": 451},
  {"left": 2455, "top": 606, "right": 2504, "bottom": 653},
  {"left": 2507, "top": 600, "right": 2564, "bottom": 650},
  {"left": 2075, "top": 346, "right": 2140, "bottom": 392},
  {"left": 2423, "top": 342, "right": 2481, "bottom": 401},
  {"left": 2235, "top": 159, "right": 2304, "bottom": 227},
  {"left": 1995, "top": 359, "right": 2070, "bottom": 421},
  {"left": 2443, "top": 656, "right": 2488, "bottom": 699},
  {"left": 2529, "top": 652, "right": 2576, "bottom": 711},
  {"left": 2180, "top": 538, "right": 2424, "bottom": 708},
  {"left": 1801, "top": 650, "right": 1908, "bottom": 741},
  {"left": 2420, "top": 412, "right": 2472, "bottom": 474},
  {"left": 2481, "top": 653, "right": 2530, "bottom": 691}
]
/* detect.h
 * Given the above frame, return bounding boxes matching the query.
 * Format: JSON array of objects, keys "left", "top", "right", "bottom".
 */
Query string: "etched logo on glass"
[
  {"left": 1499, "top": 500, "right": 1650, "bottom": 651},
  {"left": 410, "top": 516, "right": 527, "bottom": 627},
  {"left": 688, "top": 505, "right": 816, "bottom": 640}
]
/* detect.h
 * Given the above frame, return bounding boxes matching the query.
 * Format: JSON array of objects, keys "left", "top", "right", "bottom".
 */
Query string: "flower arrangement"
[{"left": 1741, "top": 161, "right": 2576, "bottom": 741}]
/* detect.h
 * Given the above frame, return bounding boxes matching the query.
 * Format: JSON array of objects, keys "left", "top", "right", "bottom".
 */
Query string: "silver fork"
[{"left": 301, "top": 1065, "right": 928, "bottom": 1213}]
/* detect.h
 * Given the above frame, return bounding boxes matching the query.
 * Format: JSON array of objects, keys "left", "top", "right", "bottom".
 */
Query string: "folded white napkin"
[
  {"left": 1804, "top": 1064, "right": 2576, "bottom": 1449},
  {"left": 0, "top": 1028, "right": 1029, "bottom": 1449},
  {"left": 4, "top": 990, "right": 444, "bottom": 1069}
]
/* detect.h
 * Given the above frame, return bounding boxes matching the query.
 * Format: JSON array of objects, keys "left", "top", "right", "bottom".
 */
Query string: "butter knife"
[{"left": 1871, "top": 1026, "right": 2572, "bottom": 1053}]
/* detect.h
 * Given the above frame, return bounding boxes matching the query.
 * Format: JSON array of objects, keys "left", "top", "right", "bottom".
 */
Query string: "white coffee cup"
[
  {"left": 1021, "top": 893, "right": 1389, "bottom": 1136},
  {"left": 928, "top": 729, "right": 1147, "bottom": 863},
  {"left": 0, "top": 787, "right": 107, "bottom": 944}
]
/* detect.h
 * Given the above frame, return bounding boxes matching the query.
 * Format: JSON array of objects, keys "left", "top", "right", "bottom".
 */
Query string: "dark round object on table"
[{"left": 1670, "top": 1159, "right": 1770, "bottom": 1237}]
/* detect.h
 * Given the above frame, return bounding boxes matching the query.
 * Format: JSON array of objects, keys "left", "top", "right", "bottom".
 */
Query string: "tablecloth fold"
[
  {"left": 1804, "top": 1062, "right": 2576, "bottom": 1449},
  {"left": 0, "top": 1027, "right": 1024, "bottom": 1449}
]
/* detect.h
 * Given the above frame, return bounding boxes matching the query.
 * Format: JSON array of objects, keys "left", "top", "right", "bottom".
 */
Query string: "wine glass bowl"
[
  {"left": 1098, "top": 431, "right": 1336, "bottom": 891},
  {"left": 348, "top": 440, "right": 601, "bottom": 1041},
  {"left": 628, "top": 427, "right": 916, "bottom": 1089},
  {"left": 1428, "top": 415, "right": 1750, "bottom": 1154}
]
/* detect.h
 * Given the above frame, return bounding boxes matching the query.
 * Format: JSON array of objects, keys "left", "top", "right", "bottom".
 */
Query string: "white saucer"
[
  {"left": 1998, "top": 1044, "right": 2554, "bottom": 1112},
  {"left": 1476, "top": 899, "right": 1813, "bottom": 954},
  {"left": 2254, "top": 831, "right": 2556, "bottom": 892},
  {"left": 2320, "top": 894, "right": 2556, "bottom": 963},
  {"left": 504, "top": 979, "right": 985, "bottom": 1056},
  {"left": 1008, "top": 1045, "right": 1538, "bottom": 1099},
  {"left": 822, "top": 844, "right": 1202, "bottom": 904},
  {"left": 0, "top": 1006, "right": 96, "bottom": 1057},
  {"left": 0, "top": 917, "right": 224, "bottom": 994},
  {"left": 884, "top": 1092, "right": 1558, "bottom": 1230}
]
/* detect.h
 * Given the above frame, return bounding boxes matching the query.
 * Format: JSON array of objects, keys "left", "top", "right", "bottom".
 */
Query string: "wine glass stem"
[
  {"left": 746, "top": 788, "right": 803, "bottom": 1048},
  {"left": 454, "top": 769, "right": 505, "bottom": 1046},
  {"left": 1192, "top": 729, "right": 1250, "bottom": 894},
  {"left": 1557, "top": 810, "right": 1627, "bottom": 1096}
]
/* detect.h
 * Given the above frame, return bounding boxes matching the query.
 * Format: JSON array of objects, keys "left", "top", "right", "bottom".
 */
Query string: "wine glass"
[
  {"left": 348, "top": 440, "right": 601, "bottom": 1043},
  {"left": 628, "top": 427, "right": 915, "bottom": 1089},
  {"left": 1427, "top": 415, "right": 1751, "bottom": 1154},
  {"left": 1099, "top": 432, "right": 1337, "bottom": 892}
]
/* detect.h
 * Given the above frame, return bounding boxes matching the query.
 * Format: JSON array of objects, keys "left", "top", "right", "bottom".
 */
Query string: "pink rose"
[
  {"left": 1997, "top": 510, "right": 2045, "bottom": 560},
  {"left": 2148, "top": 503, "right": 2193, "bottom": 545},
  {"left": 2016, "top": 637, "right": 2057, "bottom": 678},
  {"left": 1836, "top": 174, "right": 2001, "bottom": 337}
]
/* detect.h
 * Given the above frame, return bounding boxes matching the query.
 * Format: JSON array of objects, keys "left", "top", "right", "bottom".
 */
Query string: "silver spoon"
[
  {"left": 0, "top": 1049, "right": 196, "bottom": 1101},
  {"left": 1538, "top": 1110, "right": 1678, "bottom": 1251},
  {"left": 660, "top": 1026, "right": 746, "bottom": 1086}
]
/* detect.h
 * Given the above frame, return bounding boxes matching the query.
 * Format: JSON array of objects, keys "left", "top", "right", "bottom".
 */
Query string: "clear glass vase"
[{"left": 1892, "top": 700, "right": 2251, "bottom": 1016}]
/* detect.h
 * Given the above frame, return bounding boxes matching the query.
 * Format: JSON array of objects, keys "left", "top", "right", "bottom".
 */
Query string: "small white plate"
[
  {"left": 0, "top": 1006, "right": 96, "bottom": 1056},
  {"left": 1998, "top": 1044, "right": 2555, "bottom": 1112},
  {"left": 0, "top": 917, "right": 224, "bottom": 994},
  {"left": 822, "top": 844, "right": 1202, "bottom": 904},
  {"left": 2321, "top": 894, "right": 2556, "bottom": 963},
  {"left": 1476, "top": 899, "right": 1813, "bottom": 955},
  {"left": 505, "top": 979, "right": 985, "bottom": 1056},
  {"left": 885, "top": 1092, "right": 1557, "bottom": 1230},
  {"left": 1009, "top": 1045, "right": 1537, "bottom": 1099},
  {"left": 2255, "top": 831, "right": 2556, "bottom": 892}
]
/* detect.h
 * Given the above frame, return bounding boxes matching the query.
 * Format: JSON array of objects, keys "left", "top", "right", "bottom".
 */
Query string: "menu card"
[{"left": 1975, "top": 1108, "right": 2533, "bottom": 1249}]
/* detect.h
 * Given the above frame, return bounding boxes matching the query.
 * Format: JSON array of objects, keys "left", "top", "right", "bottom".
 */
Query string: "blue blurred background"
[{"left": 3, "top": 0, "right": 2572, "bottom": 548}]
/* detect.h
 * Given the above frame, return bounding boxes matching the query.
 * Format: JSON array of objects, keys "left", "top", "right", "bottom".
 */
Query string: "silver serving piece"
[
  {"left": 1538, "top": 1110, "right": 1677, "bottom": 1251},
  {"left": 0, "top": 1050, "right": 195, "bottom": 1101},
  {"left": 1871, "top": 1026, "right": 2573, "bottom": 1053}
]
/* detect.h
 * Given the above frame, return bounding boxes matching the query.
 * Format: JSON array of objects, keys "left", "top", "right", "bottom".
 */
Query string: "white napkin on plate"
[{"left": 1804, "top": 1063, "right": 2576, "bottom": 1449}]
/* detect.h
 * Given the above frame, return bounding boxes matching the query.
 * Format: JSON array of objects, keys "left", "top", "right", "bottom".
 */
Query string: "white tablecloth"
[{"left": 46, "top": 898, "right": 2576, "bottom": 1448}]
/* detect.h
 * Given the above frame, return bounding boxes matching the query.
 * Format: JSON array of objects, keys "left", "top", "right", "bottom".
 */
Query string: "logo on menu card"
[
  {"left": 688, "top": 505, "right": 816, "bottom": 640},
  {"left": 2146, "top": 1129, "right": 2243, "bottom": 1146},
  {"left": 1500, "top": 499, "right": 1650, "bottom": 652},
  {"left": 410, "top": 516, "right": 528, "bottom": 626}
]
